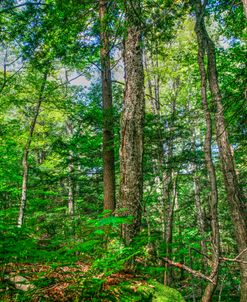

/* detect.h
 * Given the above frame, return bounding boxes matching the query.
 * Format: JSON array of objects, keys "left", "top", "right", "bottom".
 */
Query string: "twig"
[
  {"left": 235, "top": 248, "right": 247, "bottom": 260},
  {"left": 219, "top": 258, "right": 247, "bottom": 264},
  {"left": 219, "top": 248, "right": 247, "bottom": 264}
]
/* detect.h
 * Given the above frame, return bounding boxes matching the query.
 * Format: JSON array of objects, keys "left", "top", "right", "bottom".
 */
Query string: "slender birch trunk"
[
  {"left": 66, "top": 122, "right": 75, "bottom": 216},
  {"left": 17, "top": 72, "right": 48, "bottom": 228},
  {"left": 68, "top": 160, "right": 74, "bottom": 216},
  {"left": 99, "top": 0, "right": 115, "bottom": 211}
]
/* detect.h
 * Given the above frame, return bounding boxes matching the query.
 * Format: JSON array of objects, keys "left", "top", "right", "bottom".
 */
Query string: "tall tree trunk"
[
  {"left": 99, "top": 0, "right": 115, "bottom": 211},
  {"left": 119, "top": 0, "right": 144, "bottom": 244},
  {"left": 242, "top": 0, "right": 247, "bottom": 17},
  {"left": 66, "top": 122, "right": 75, "bottom": 216},
  {"left": 164, "top": 173, "right": 177, "bottom": 286},
  {"left": 151, "top": 47, "right": 160, "bottom": 112},
  {"left": 174, "top": 187, "right": 185, "bottom": 282},
  {"left": 193, "top": 172, "right": 207, "bottom": 265},
  {"left": 163, "top": 91, "right": 178, "bottom": 286},
  {"left": 68, "top": 159, "right": 74, "bottom": 216},
  {"left": 206, "top": 32, "right": 247, "bottom": 302},
  {"left": 144, "top": 49, "right": 166, "bottom": 241},
  {"left": 17, "top": 72, "right": 48, "bottom": 228},
  {"left": 144, "top": 52, "right": 155, "bottom": 112},
  {"left": 195, "top": 1, "right": 247, "bottom": 300},
  {"left": 195, "top": 2, "right": 220, "bottom": 300}
]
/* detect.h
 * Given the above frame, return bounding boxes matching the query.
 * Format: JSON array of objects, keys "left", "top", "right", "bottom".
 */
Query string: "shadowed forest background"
[{"left": 0, "top": 0, "right": 246, "bottom": 301}]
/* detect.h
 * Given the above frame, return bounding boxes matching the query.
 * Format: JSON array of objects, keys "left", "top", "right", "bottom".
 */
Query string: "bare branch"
[
  {"left": 163, "top": 257, "right": 216, "bottom": 284},
  {"left": 219, "top": 248, "right": 247, "bottom": 264},
  {"left": 219, "top": 257, "right": 247, "bottom": 265},
  {"left": 235, "top": 248, "right": 247, "bottom": 260}
]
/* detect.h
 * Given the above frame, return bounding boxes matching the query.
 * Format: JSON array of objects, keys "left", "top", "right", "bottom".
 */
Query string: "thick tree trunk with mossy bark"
[
  {"left": 17, "top": 72, "right": 48, "bottom": 227},
  {"left": 99, "top": 0, "right": 115, "bottom": 211},
  {"left": 119, "top": 0, "right": 144, "bottom": 245},
  {"left": 194, "top": 1, "right": 247, "bottom": 301}
]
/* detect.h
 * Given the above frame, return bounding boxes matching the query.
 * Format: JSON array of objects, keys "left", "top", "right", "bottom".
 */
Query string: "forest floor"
[{"left": 1, "top": 261, "right": 151, "bottom": 301}]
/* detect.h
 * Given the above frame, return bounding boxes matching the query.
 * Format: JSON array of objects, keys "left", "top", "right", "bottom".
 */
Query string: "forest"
[{"left": 0, "top": 0, "right": 246, "bottom": 301}]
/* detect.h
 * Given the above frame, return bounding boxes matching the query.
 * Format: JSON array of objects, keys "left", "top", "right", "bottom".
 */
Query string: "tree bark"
[
  {"left": 164, "top": 173, "right": 177, "bottom": 286},
  {"left": 17, "top": 72, "right": 48, "bottom": 228},
  {"left": 68, "top": 159, "right": 74, "bottom": 216},
  {"left": 207, "top": 36, "right": 247, "bottom": 302},
  {"left": 99, "top": 0, "right": 115, "bottom": 211},
  {"left": 242, "top": 0, "right": 247, "bottom": 17},
  {"left": 119, "top": 0, "right": 144, "bottom": 244},
  {"left": 163, "top": 92, "right": 178, "bottom": 286},
  {"left": 193, "top": 172, "right": 207, "bottom": 265},
  {"left": 194, "top": 1, "right": 247, "bottom": 300},
  {"left": 66, "top": 122, "right": 75, "bottom": 216}
]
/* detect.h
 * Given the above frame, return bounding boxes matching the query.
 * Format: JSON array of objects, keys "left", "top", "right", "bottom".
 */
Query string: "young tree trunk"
[
  {"left": 195, "top": 2, "right": 220, "bottom": 300},
  {"left": 17, "top": 72, "right": 48, "bottom": 227},
  {"left": 195, "top": 1, "right": 247, "bottom": 300},
  {"left": 99, "top": 0, "right": 115, "bottom": 211},
  {"left": 119, "top": 0, "right": 144, "bottom": 244},
  {"left": 68, "top": 159, "right": 74, "bottom": 216},
  {"left": 163, "top": 91, "right": 178, "bottom": 286},
  {"left": 164, "top": 173, "right": 177, "bottom": 286},
  {"left": 151, "top": 48, "right": 160, "bottom": 112},
  {"left": 242, "top": 0, "right": 247, "bottom": 17},
  {"left": 144, "top": 52, "right": 155, "bottom": 112},
  {"left": 66, "top": 122, "right": 75, "bottom": 216},
  {"left": 193, "top": 173, "right": 207, "bottom": 264}
]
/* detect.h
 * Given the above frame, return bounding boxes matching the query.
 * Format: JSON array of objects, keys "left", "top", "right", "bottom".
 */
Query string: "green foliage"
[{"left": 0, "top": 0, "right": 245, "bottom": 301}]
